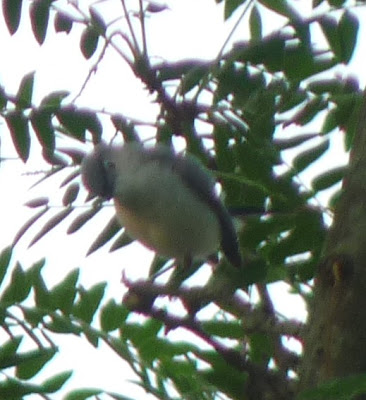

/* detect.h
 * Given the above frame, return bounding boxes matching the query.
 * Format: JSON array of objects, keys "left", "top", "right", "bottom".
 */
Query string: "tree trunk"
[{"left": 299, "top": 90, "right": 366, "bottom": 397}]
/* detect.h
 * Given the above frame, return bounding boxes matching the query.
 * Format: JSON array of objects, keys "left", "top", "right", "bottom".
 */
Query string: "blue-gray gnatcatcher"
[{"left": 81, "top": 142, "right": 242, "bottom": 268}]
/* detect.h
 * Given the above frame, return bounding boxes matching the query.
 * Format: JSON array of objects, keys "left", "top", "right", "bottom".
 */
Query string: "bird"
[{"left": 81, "top": 142, "right": 242, "bottom": 268}]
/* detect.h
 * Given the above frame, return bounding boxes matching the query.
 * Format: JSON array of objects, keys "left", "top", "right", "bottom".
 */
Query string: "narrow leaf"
[
  {"left": 29, "top": 208, "right": 73, "bottom": 247},
  {"left": 54, "top": 12, "right": 73, "bottom": 34},
  {"left": 24, "top": 197, "right": 49, "bottom": 208},
  {"left": 5, "top": 110, "right": 31, "bottom": 162},
  {"left": 64, "top": 388, "right": 102, "bottom": 400},
  {"left": 50, "top": 269, "right": 79, "bottom": 314},
  {"left": 16, "top": 348, "right": 56, "bottom": 380},
  {"left": 42, "top": 371, "right": 73, "bottom": 393},
  {"left": 249, "top": 5, "right": 262, "bottom": 40},
  {"left": 67, "top": 207, "right": 101, "bottom": 234},
  {"left": 62, "top": 183, "right": 80, "bottom": 206},
  {"left": 100, "top": 299, "right": 128, "bottom": 331},
  {"left": 86, "top": 216, "right": 121, "bottom": 255},
  {"left": 72, "top": 283, "right": 107, "bottom": 324},
  {"left": 13, "top": 207, "right": 48, "bottom": 245},
  {"left": 338, "top": 10, "right": 359, "bottom": 63},
  {"left": 0, "top": 247, "right": 12, "bottom": 287},
  {"left": 30, "top": 108, "right": 55, "bottom": 152},
  {"left": 3, "top": 0, "right": 23, "bottom": 34},
  {"left": 109, "top": 231, "right": 133, "bottom": 252},
  {"left": 30, "top": 0, "right": 50, "bottom": 45},
  {"left": 16, "top": 71, "right": 35, "bottom": 109},
  {"left": 312, "top": 166, "right": 347, "bottom": 192},
  {"left": 89, "top": 7, "right": 106, "bottom": 34},
  {"left": 0, "top": 263, "right": 31, "bottom": 304},
  {"left": 80, "top": 26, "right": 99, "bottom": 59},
  {"left": 293, "top": 139, "right": 330, "bottom": 173}
]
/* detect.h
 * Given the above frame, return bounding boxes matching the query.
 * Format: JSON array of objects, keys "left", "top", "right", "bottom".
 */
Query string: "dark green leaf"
[
  {"left": 30, "top": 0, "right": 50, "bottom": 44},
  {"left": 0, "top": 246, "right": 12, "bottom": 287},
  {"left": 32, "top": 268, "right": 51, "bottom": 309},
  {"left": 13, "top": 207, "right": 48, "bottom": 246},
  {"left": 180, "top": 65, "right": 209, "bottom": 94},
  {"left": 0, "top": 337, "right": 22, "bottom": 369},
  {"left": 0, "top": 263, "right": 31, "bottom": 304},
  {"left": 40, "top": 90, "right": 70, "bottom": 110},
  {"left": 111, "top": 115, "right": 139, "bottom": 141},
  {"left": 57, "top": 106, "right": 86, "bottom": 141},
  {"left": 16, "top": 348, "right": 56, "bottom": 380},
  {"left": 0, "top": 85, "right": 7, "bottom": 109},
  {"left": 62, "top": 183, "right": 80, "bottom": 206},
  {"left": 258, "top": 0, "right": 298, "bottom": 19},
  {"left": 5, "top": 110, "right": 31, "bottom": 162},
  {"left": 274, "top": 133, "right": 319, "bottom": 150},
  {"left": 3, "top": 0, "right": 23, "bottom": 34},
  {"left": 109, "top": 231, "right": 133, "bottom": 252},
  {"left": 64, "top": 388, "right": 103, "bottom": 400},
  {"left": 89, "top": 7, "right": 106, "bottom": 34},
  {"left": 312, "top": 166, "right": 346, "bottom": 192},
  {"left": 100, "top": 299, "right": 128, "bottom": 331},
  {"left": 67, "top": 207, "right": 101, "bottom": 234},
  {"left": 80, "top": 26, "right": 99, "bottom": 59},
  {"left": 30, "top": 108, "right": 55, "bottom": 152},
  {"left": 292, "top": 139, "right": 329, "bottom": 173},
  {"left": 29, "top": 207, "right": 74, "bottom": 247},
  {"left": 202, "top": 320, "right": 243, "bottom": 339},
  {"left": 249, "top": 5, "right": 262, "bottom": 40},
  {"left": 224, "top": 0, "right": 243, "bottom": 19},
  {"left": 72, "top": 282, "right": 107, "bottom": 324},
  {"left": 42, "top": 371, "right": 73, "bottom": 393},
  {"left": 54, "top": 12, "right": 73, "bottom": 33},
  {"left": 338, "top": 10, "right": 359, "bottom": 63},
  {"left": 319, "top": 15, "right": 341, "bottom": 60},
  {"left": 50, "top": 269, "right": 79, "bottom": 314},
  {"left": 16, "top": 71, "right": 35, "bottom": 109},
  {"left": 45, "top": 313, "right": 81, "bottom": 334},
  {"left": 86, "top": 216, "right": 121, "bottom": 255}
]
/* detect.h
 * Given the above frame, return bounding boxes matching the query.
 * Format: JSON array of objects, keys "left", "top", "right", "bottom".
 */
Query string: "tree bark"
[{"left": 299, "top": 91, "right": 366, "bottom": 396}]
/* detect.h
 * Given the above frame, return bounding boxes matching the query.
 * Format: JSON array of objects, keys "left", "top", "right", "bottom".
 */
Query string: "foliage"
[{"left": 0, "top": 0, "right": 363, "bottom": 399}]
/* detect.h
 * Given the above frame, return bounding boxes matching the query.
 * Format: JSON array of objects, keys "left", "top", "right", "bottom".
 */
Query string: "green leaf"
[
  {"left": 2, "top": 0, "right": 23, "bottom": 34},
  {"left": 80, "top": 26, "right": 99, "bottom": 59},
  {"left": 0, "top": 337, "right": 22, "bottom": 369},
  {"left": 0, "top": 263, "right": 31, "bottom": 304},
  {"left": 202, "top": 320, "right": 243, "bottom": 339},
  {"left": 54, "top": 12, "right": 73, "bottom": 34},
  {"left": 50, "top": 269, "right": 79, "bottom": 314},
  {"left": 274, "top": 133, "right": 319, "bottom": 150},
  {"left": 29, "top": 207, "right": 74, "bottom": 247},
  {"left": 180, "top": 65, "right": 209, "bottom": 95},
  {"left": 40, "top": 90, "right": 70, "bottom": 110},
  {"left": 57, "top": 106, "right": 86, "bottom": 141},
  {"left": 45, "top": 313, "right": 81, "bottom": 334},
  {"left": 42, "top": 370, "right": 73, "bottom": 393},
  {"left": 89, "top": 7, "right": 106, "bottom": 34},
  {"left": 319, "top": 15, "right": 342, "bottom": 60},
  {"left": 32, "top": 267, "right": 51, "bottom": 309},
  {"left": 249, "top": 5, "right": 262, "bottom": 40},
  {"left": 5, "top": 110, "right": 31, "bottom": 162},
  {"left": 30, "top": 0, "right": 50, "bottom": 45},
  {"left": 16, "top": 348, "right": 56, "bottom": 380},
  {"left": 72, "top": 282, "right": 107, "bottom": 324},
  {"left": 100, "top": 299, "right": 128, "bottom": 332},
  {"left": 293, "top": 139, "right": 330, "bottom": 173},
  {"left": 258, "top": 0, "right": 299, "bottom": 19},
  {"left": 338, "top": 10, "right": 359, "bottom": 63},
  {"left": 224, "top": 0, "right": 243, "bottom": 19},
  {"left": 30, "top": 108, "right": 55, "bottom": 152},
  {"left": 16, "top": 71, "right": 35, "bottom": 109},
  {"left": 312, "top": 166, "right": 347, "bottom": 192},
  {"left": 0, "top": 246, "right": 12, "bottom": 287},
  {"left": 64, "top": 388, "right": 103, "bottom": 400},
  {"left": 86, "top": 216, "right": 121, "bottom": 255},
  {"left": 24, "top": 197, "right": 49, "bottom": 208}
]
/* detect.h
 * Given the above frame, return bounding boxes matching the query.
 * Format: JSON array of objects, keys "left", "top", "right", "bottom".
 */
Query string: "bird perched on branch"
[{"left": 81, "top": 142, "right": 242, "bottom": 268}]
